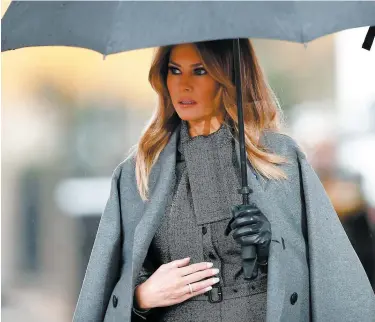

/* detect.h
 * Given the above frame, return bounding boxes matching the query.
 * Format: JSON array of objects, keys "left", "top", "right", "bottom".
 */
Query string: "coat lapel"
[
  {"left": 131, "top": 125, "right": 180, "bottom": 283},
  {"left": 131, "top": 126, "right": 287, "bottom": 322}
]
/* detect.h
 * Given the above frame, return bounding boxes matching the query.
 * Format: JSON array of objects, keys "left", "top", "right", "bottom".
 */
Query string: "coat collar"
[{"left": 131, "top": 123, "right": 287, "bottom": 322}]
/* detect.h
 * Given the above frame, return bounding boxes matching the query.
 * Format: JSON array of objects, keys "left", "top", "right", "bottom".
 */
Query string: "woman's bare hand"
[{"left": 136, "top": 257, "right": 220, "bottom": 309}]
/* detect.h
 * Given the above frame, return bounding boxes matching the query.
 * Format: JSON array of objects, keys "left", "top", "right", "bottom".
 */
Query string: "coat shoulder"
[
  {"left": 260, "top": 130, "right": 307, "bottom": 162},
  {"left": 112, "top": 146, "right": 137, "bottom": 181}
]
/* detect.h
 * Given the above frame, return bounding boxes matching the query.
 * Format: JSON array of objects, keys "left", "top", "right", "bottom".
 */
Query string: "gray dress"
[{"left": 133, "top": 119, "right": 267, "bottom": 321}]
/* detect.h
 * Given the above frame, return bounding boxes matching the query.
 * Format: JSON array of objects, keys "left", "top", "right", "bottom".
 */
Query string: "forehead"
[{"left": 169, "top": 43, "right": 201, "bottom": 63}]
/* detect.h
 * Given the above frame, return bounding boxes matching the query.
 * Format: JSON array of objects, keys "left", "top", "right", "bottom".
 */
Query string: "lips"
[{"left": 178, "top": 99, "right": 197, "bottom": 105}]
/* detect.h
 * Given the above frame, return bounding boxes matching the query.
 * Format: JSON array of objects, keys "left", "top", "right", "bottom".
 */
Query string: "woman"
[{"left": 73, "top": 39, "right": 375, "bottom": 322}]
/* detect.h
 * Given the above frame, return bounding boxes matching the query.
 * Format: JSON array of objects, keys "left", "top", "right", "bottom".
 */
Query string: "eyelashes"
[
  {"left": 168, "top": 67, "right": 181, "bottom": 75},
  {"left": 194, "top": 68, "right": 207, "bottom": 76},
  {"left": 168, "top": 66, "right": 207, "bottom": 76}
]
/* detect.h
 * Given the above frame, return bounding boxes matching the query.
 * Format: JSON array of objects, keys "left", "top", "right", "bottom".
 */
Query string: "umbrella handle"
[{"left": 242, "top": 246, "right": 258, "bottom": 280}]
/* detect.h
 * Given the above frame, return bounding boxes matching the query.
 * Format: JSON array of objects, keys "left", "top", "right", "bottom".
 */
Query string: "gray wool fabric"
[{"left": 134, "top": 119, "right": 267, "bottom": 321}]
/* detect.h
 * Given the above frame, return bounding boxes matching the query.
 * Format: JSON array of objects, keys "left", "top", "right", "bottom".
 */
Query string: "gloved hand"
[{"left": 224, "top": 203, "right": 271, "bottom": 265}]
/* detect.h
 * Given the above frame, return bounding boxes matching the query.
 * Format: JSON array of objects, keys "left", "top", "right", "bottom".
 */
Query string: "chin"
[
  {"left": 175, "top": 110, "right": 207, "bottom": 123},
  {"left": 177, "top": 114, "right": 203, "bottom": 123}
]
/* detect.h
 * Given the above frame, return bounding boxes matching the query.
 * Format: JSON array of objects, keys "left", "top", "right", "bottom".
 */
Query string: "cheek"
[
  {"left": 200, "top": 81, "right": 219, "bottom": 101},
  {"left": 166, "top": 76, "right": 175, "bottom": 97}
]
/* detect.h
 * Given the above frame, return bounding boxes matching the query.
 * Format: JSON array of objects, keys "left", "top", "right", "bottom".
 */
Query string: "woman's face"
[{"left": 166, "top": 44, "right": 221, "bottom": 123}]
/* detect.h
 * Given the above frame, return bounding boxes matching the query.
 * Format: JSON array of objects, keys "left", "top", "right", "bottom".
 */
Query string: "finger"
[
  {"left": 182, "top": 267, "right": 219, "bottom": 285},
  {"left": 180, "top": 279, "right": 216, "bottom": 299},
  {"left": 230, "top": 215, "right": 261, "bottom": 230},
  {"left": 239, "top": 229, "right": 271, "bottom": 245},
  {"left": 179, "top": 285, "right": 213, "bottom": 304},
  {"left": 179, "top": 262, "right": 212, "bottom": 276},
  {"left": 235, "top": 234, "right": 263, "bottom": 246},
  {"left": 232, "top": 224, "right": 260, "bottom": 239},
  {"left": 232, "top": 204, "right": 256, "bottom": 213},
  {"left": 169, "top": 257, "right": 191, "bottom": 269},
  {"left": 232, "top": 205, "right": 260, "bottom": 218},
  {"left": 226, "top": 214, "right": 258, "bottom": 236}
]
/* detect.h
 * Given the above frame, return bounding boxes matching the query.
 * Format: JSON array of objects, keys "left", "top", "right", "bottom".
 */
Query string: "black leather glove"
[{"left": 224, "top": 203, "right": 271, "bottom": 265}]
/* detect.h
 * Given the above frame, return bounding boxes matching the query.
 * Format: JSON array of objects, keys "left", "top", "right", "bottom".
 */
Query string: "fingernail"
[
  {"left": 212, "top": 277, "right": 220, "bottom": 284},
  {"left": 207, "top": 262, "right": 213, "bottom": 268}
]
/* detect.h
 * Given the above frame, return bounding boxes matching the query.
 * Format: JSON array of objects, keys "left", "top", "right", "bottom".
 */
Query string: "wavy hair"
[{"left": 134, "top": 39, "right": 288, "bottom": 201}]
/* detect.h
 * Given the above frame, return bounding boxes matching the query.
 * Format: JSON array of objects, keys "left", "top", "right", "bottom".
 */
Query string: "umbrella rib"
[{"left": 104, "top": 0, "right": 123, "bottom": 57}]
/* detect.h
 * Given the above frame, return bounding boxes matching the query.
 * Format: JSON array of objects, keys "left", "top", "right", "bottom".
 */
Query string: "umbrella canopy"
[{"left": 2, "top": 1, "right": 375, "bottom": 56}]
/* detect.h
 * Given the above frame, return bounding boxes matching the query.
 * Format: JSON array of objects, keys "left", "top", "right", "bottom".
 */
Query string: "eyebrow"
[{"left": 168, "top": 61, "right": 203, "bottom": 68}]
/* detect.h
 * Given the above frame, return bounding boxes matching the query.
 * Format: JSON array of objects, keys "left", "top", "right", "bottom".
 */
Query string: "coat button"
[
  {"left": 208, "top": 252, "right": 216, "bottom": 259},
  {"left": 112, "top": 295, "right": 118, "bottom": 308},
  {"left": 290, "top": 292, "right": 298, "bottom": 305},
  {"left": 202, "top": 226, "right": 207, "bottom": 235}
]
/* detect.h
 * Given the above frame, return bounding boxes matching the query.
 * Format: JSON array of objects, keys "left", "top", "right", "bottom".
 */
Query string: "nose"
[{"left": 179, "top": 76, "right": 193, "bottom": 92}]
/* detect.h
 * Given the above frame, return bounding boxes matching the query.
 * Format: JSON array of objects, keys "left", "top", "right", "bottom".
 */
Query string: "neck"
[{"left": 187, "top": 115, "right": 225, "bottom": 137}]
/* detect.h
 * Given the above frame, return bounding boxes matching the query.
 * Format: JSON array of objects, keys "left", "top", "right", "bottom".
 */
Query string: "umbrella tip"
[
  {"left": 103, "top": 54, "right": 107, "bottom": 61},
  {"left": 362, "top": 26, "right": 375, "bottom": 51}
]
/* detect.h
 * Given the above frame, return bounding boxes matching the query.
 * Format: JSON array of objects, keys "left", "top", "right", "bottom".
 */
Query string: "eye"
[
  {"left": 194, "top": 67, "right": 207, "bottom": 76},
  {"left": 168, "top": 66, "right": 181, "bottom": 75}
]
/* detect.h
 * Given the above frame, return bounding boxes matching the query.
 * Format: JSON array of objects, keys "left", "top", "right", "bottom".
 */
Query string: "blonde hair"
[{"left": 134, "top": 39, "right": 288, "bottom": 201}]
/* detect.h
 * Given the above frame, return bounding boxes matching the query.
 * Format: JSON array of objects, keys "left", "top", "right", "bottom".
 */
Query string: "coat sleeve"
[
  {"left": 295, "top": 144, "right": 375, "bottom": 321},
  {"left": 132, "top": 249, "right": 156, "bottom": 320},
  {"left": 73, "top": 167, "right": 123, "bottom": 322}
]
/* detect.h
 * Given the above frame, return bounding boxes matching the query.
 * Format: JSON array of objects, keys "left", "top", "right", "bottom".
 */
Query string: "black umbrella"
[
  {"left": 2, "top": 0, "right": 375, "bottom": 279},
  {"left": 2, "top": 1, "right": 375, "bottom": 55}
]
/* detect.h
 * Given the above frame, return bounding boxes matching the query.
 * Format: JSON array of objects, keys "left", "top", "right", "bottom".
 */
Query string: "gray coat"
[{"left": 73, "top": 123, "right": 375, "bottom": 322}]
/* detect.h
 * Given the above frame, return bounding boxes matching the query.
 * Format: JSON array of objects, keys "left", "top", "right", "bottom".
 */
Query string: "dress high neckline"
[{"left": 178, "top": 119, "right": 234, "bottom": 156}]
